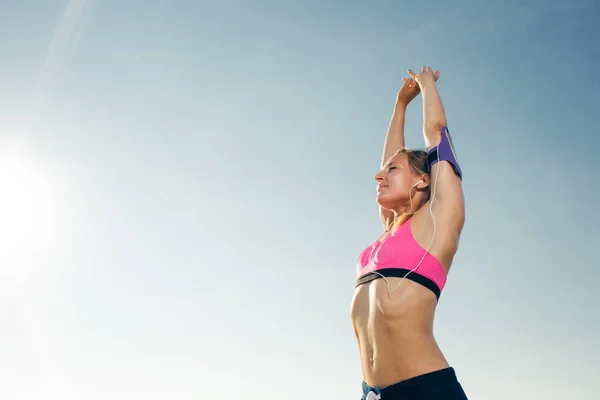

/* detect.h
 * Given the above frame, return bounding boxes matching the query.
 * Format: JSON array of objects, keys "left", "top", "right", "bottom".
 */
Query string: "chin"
[{"left": 376, "top": 193, "right": 396, "bottom": 210}]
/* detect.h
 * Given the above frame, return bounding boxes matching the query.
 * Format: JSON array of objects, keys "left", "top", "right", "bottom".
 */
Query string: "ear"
[{"left": 419, "top": 175, "right": 431, "bottom": 189}]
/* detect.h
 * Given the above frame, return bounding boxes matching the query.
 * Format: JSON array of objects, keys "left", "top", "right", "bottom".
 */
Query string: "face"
[{"left": 375, "top": 153, "right": 423, "bottom": 210}]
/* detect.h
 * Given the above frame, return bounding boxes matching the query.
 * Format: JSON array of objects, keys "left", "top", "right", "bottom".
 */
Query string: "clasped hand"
[{"left": 397, "top": 66, "right": 440, "bottom": 106}]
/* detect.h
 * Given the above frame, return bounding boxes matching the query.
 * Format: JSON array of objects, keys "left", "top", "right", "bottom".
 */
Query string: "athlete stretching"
[{"left": 351, "top": 66, "right": 468, "bottom": 400}]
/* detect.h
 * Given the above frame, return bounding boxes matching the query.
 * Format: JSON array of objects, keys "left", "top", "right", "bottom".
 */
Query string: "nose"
[{"left": 374, "top": 169, "right": 385, "bottom": 183}]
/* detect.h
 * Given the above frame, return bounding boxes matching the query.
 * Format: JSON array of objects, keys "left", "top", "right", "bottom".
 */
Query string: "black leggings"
[{"left": 361, "top": 367, "right": 468, "bottom": 400}]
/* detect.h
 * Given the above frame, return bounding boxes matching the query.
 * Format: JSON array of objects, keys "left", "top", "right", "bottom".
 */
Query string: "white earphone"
[{"left": 412, "top": 179, "right": 424, "bottom": 189}]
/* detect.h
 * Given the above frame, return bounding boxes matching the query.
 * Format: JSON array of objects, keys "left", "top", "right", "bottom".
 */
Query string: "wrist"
[
  {"left": 418, "top": 80, "right": 438, "bottom": 93},
  {"left": 394, "top": 98, "right": 409, "bottom": 109}
]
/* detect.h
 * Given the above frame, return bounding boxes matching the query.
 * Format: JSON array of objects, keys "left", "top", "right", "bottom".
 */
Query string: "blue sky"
[{"left": 1, "top": 0, "right": 599, "bottom": 399}]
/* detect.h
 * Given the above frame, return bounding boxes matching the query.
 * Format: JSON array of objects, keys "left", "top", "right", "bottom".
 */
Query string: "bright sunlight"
[{"left": 0, "top": 148, "right": 63, "bottom": 282}]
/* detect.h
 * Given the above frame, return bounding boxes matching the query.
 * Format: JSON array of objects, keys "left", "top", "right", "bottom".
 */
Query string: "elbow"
[
  {"left": 423, "top": 121, "right": 446, "bottom": 148},
  {"left": 424, "top": 121, "right": 447, "bottom": 137}
]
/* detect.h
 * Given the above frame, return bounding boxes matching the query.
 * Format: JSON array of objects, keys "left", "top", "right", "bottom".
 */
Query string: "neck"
[
  {"left": 405, "top": 189, "right": 430, "bottom": 214},
  {"left": 392, "top": 198, "right": 426, "bottom": 217},
  {"left": 392, "top": 205, "right": 414, "bottom": 217}
]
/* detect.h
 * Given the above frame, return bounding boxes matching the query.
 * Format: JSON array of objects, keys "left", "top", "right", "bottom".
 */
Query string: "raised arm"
[
  {"left": 381, "top": 80, "right": 418, "bottom": 166},
  {"left": 409, "top": 67, "right": 465, "bottom": 231},
  {"left": 379, "top": 79, "right": 420, "bottom": 230}
]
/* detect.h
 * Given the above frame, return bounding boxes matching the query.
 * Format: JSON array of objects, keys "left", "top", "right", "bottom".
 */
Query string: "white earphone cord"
[{"left": 370, "top": 147, "right": 441, "bottom": 295}]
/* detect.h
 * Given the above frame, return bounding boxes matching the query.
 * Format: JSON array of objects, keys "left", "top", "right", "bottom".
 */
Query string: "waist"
[
  {"left": 351, "top": 279, "right": 444, "bottom": 386},
  {"left": 357, "top": 326, "right": 447, "bottom": 386}
]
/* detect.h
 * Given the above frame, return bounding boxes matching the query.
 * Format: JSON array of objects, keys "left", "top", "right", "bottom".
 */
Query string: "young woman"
[{"left": 351, "top": 66, "right": 468, "bottom": 400}]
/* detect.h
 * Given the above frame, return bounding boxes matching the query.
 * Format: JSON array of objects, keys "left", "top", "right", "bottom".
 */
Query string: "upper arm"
[{"left": 428, "top": 126, "right": 465, "bottom": 232}]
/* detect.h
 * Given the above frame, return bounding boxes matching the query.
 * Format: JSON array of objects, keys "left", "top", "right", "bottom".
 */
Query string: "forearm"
[
  {"left": 420, "top": 83, "right": 447, "bottom": 150},
  {"left": 381, "top": 101, "right": 407, "bottom": 167}
]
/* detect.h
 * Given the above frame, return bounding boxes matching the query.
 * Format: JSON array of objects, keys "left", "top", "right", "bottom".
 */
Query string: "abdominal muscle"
[{"left": 350, "top": 276, "right": 449, "bottom": 387}]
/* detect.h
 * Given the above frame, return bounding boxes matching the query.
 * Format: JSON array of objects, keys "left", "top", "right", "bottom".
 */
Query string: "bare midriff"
[{"left": 350, "top": 276, "right": 449, "bottom": 387}]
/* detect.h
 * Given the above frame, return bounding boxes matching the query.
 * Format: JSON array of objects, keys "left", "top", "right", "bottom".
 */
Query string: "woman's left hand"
[{"left": 408, "top": 66, "right": 440, "bottom": 89}]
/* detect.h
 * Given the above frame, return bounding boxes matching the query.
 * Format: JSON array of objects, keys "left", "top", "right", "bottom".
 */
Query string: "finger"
[
  {"left": 434, "top": 69, "right": 440, "bottom": 80},
  {"left": 422, "top": 65, "right": 426, "bottom": 72},
  {"left": 408, "top": 69, "right": 416, "bottom": 79},
  {"left": 428, "top": 66, "right": 433, "bottom": 73}
]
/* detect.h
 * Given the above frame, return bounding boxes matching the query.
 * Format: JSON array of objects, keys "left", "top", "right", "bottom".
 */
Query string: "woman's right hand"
[{"left": 396, "top": 77, "right": 421, "bottom": 106}]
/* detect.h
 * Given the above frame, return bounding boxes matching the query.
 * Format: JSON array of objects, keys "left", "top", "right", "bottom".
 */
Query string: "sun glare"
[{"left": 0, "top": 150, "right": 63, "bottom": 281}]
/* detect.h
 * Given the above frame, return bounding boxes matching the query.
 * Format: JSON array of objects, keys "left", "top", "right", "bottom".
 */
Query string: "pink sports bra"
[{"left": 356, "top": 217, "right": 447, "bottom": 299}]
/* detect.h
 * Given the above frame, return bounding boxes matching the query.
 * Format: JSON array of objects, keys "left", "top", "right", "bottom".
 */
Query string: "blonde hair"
[{"left": 386, "top": 148, "right": 430, "bottom": 233}]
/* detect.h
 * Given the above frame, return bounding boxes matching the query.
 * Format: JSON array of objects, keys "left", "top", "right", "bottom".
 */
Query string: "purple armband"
[{"left": 426, "top": 126, "right": 462, "bottom": 180}]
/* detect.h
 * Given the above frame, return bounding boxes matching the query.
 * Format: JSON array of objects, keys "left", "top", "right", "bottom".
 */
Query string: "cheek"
[
  {"left": 388, "top": 173, "right": 407, "bottom": 190},
  {"left": 380, "top": 184, "right": 403, "bottom": 200},
  {"left": 389, "top": 178, "right": 413, "bottom": 197}
]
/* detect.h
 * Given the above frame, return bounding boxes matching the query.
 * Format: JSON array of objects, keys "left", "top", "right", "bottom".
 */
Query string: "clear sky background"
[{"left": 1, "top": 0, "right": 599, "bottom": 399}]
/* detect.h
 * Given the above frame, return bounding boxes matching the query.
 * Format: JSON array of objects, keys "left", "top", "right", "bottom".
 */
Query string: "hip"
[{"left": 361, "top": 367, "right": 468, "bottom": 400}]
